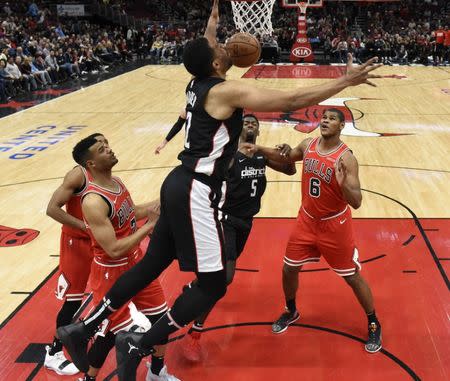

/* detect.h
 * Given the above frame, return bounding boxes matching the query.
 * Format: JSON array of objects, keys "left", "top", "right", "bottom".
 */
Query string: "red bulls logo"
[
  {"left": 249, "top": 97, "right": 409, "bottom": 137},
  {"left": 0, "top": 225, "right": 39, "bottom": 247}
]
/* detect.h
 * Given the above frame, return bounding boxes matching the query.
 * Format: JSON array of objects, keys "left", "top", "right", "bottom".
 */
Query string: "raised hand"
[
  {"left": 344, "top": 53, "right": 383, "bottom": 87},
  {"left": 275, "top": 143, "right": 292, "bottom": 157},
  {"left": 335, "top": 157, "right": 347, "bottom": 187}
]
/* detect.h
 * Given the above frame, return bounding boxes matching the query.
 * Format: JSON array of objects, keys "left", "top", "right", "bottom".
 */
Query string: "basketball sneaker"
[
  {"left": 57, "top": 322, "right": 91, "bottom": 373},
  {"left": 44, "top": 345, "right": 79, "bottom": 375},
  {"left": 181, "top": 330, "right": 202, "bottom": 362},
  {"left": 271, "top": 308, "right": 300, "bottom": 334},
  {"left": 145, "top": 363, "right": 181, "bottom": 381},
  {"left": 365, "top": 322, "right": 382, "bottom": 353},
  {"left": 115, "top": 331, "right": 154, "bottom": 381}
]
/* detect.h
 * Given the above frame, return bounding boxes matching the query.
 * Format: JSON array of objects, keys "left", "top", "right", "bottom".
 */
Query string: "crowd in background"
[{"left": 1, "top": 0, "right": 449, "bottom": 103}]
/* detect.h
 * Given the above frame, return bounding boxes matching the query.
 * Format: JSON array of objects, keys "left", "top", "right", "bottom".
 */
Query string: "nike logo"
[
  {"left": 128, "top": 342, "right": 138, "bottom": 354},
  {"left": 239, "top": 159, "right": 245, "bottom": 163},
  {"left": 308, "top": 150, "right": 314, "bottom": 153},
  {"left": 340, "top": 219, "right": 347, "bottom": 224}
]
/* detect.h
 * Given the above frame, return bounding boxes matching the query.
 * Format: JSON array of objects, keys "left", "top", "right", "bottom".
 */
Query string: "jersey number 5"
[
  {"left": 184, "top": 111, "right": 193, "bottom": 149},
  {"left": 309, "top": 177, "right": 321, "bottom": 198},
  {"left": 250, "top": 179, "right": 258, "bottom": 197}
]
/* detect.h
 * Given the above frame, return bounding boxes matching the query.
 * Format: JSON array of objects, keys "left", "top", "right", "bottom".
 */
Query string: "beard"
[{"left": 244, "top": 130, "right": 255, "bottom": 143}]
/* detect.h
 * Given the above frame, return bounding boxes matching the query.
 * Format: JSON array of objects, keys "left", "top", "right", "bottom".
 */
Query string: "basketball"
[{"left": 225, "top": 32, "right": 261, "bottom": 68}]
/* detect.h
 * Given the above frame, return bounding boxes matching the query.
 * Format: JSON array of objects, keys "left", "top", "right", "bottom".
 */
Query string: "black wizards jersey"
[
  {"left": 222, "top": 151, "right": 267, "bottom": 218},
  {"left": 178, "top": 77, "right": 243, "bottom": 180}
]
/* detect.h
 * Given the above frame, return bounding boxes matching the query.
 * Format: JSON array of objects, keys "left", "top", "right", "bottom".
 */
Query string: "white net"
[{"left": 230, "top": 0, "right": 276, "bottom": 37}]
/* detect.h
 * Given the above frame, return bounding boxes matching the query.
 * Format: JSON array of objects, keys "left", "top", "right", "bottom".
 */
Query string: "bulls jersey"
[
  {"left": 222, "top": 151, "right": 267, "bottom": 218},
  {"left": 179, "top": 77, "right": 243, "bottom": 180},
  {"left": 62, "top": 166, "right": 93, "bottom": 238},
  {"left": 301, "top": 137, "right": 350, "bottom": 218},
  {"left": 82, "top": 177, "right": 138, "bottom": 263}
]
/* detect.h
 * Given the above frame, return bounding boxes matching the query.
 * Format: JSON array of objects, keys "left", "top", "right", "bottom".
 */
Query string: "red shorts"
[
  {"left": 89, "top": 248, "right": 167, "bottom": 335},
  {"left": 284, "top": 206, "right": 361, "bottom": 277},
  {"left": 56, "top": 232, "right": 93, "bottom": 301}
]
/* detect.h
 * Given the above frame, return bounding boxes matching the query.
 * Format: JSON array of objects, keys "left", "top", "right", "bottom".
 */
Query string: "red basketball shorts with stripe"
[
  {"left": 284, "top": 207, "right": 361, "bottom": 277},
  {"left": 89, "top": 246, "right": 167, "bottom": 334}
]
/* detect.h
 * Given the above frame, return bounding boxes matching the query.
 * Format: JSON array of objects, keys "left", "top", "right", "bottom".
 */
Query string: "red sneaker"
[{"left": 181, "top": 331, "right": 202, "bottom": 362}]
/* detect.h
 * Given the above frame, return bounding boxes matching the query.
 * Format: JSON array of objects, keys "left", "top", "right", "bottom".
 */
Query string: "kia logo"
[{"left": 292, "top": 47, "right": 312, "bottom": 57}]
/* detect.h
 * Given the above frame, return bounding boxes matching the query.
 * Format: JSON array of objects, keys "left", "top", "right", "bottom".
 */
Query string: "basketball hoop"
[
  {"left": 229, "top": 0, "right": 276, "bottom": 37},
  {"left": 298, "top": 1, "right": 308, "bottom": 14}
]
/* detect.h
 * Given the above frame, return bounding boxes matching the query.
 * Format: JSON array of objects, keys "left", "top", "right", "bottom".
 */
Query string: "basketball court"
[
  {"left": 0, "top": 3, "right": 449, "bottom": 379},
  {"left": 0, "top": 60, "right": 448, "bottom": 380}
]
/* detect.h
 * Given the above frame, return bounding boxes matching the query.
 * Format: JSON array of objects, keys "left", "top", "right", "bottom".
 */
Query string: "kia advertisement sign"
[{"left": 292, "top": 47, "right": 312, "bottom": 58}]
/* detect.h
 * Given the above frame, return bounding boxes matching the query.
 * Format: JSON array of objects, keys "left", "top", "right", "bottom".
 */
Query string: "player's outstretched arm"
[
  {"left": 220, "top": 55, "right": 381, "bottom": 113},
  {"left": 204, "top": 0, "right": 220, "bottom": 46},
  {"left": 335, "top": 151, "right": 362, "bottom": 209},
  {"left": 266, "top": 159, "right": 297, "bottom": 176},
  {"left": 155, "top": 109, "right": 186, "bottom": 154},
  {"left": 242, "top": 139, "right": 310, "bottom": 164},
  {"left": 46, "top": 167, "right": 86, "bottom": 231},
  {"left": 82, "top": 194, "right": 154, "bottom": 258}
]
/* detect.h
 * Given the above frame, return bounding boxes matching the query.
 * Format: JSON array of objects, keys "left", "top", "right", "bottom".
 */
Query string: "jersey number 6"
[{"left": 309, "top": 177, "right": 321, "bottom": 198}]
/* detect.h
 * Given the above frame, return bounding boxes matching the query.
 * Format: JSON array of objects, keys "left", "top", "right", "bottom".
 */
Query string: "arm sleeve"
[{"left": 165, "top": 116, "right": 186, "bottom": 142}]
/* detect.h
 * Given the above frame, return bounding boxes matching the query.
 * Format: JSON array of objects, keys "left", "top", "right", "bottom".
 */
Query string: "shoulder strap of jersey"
[
  {"left": 81, "top": 190, "right": 115, "bottom": 219},
  {"left": 305, "top": 137, "right": 319, "bottom": 152},
  {"left": 73, "top": 166, "right": 89, "bottom": 196}
]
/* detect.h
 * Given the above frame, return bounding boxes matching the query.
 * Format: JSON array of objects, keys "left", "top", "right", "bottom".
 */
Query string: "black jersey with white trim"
[
  {"left": 222, "top": 151, "right": 267, "bottom": 218},
  {"left": 179, "top": 77, "right": 243, "bottom": 180}
]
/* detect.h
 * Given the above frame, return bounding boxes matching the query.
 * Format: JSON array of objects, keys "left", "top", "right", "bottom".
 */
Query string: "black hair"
[
  {"left": 183, "top": 37, "right": 215, "bottom": 78},
  {"left": 323, "top": 108, "right": 345, "bottom": 123},
  {"left": 86, "top": 132, "right": 104, "bottom": 140},
  {"left": 243, "top": 113, "right": 260, "bottom": 126},
  {"left": 72, "top": 136, "right": 98, "bottom": 167}
]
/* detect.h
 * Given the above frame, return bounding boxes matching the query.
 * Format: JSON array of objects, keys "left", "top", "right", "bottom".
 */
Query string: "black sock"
[
  {"left": 48, "top": 336, "right": 63, "bottom": 355},
  {"left": 286, "top": 299, "right": 297, "bottom": 313},
  {"left": 82, "top": 297, "right": 115, "bottom": 336},
  {"left": 367, "top": 311, "right": 380, "bottom": 326},
  {"left": 150, "top": 355, "right": 164, "bottom": 375}
]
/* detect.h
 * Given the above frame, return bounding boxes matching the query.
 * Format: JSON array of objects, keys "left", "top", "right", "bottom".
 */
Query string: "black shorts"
[
  {"left": 154, "top": 165, "right": 225, "bottom": 273},
  {"left": 221, "top": 214, "right": 253, "bottom": 261}
]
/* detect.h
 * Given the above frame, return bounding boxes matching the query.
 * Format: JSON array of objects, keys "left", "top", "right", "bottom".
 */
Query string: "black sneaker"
[
  {"left": 57, "top": 322, "right": 90, "bottom": 372},
  {"left": 365, "top": 322, "right": 382, "bottom": 353},
  {"left": 115, "top": 331, "right": 154, "bottom": 381},
  {"left": 271, "top": 308, "right": 300, "bottom": 334}
]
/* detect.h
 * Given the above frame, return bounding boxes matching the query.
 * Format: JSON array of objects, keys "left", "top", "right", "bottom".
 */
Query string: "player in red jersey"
[
  {"left": 45, "top": 133, "right": 106, "bottom": 375},
  {"left": 70, "top": 136, "right": 179, "bottom": 381},
  {"left": 243, "top": 108, "right": 382, "bottom": 353}
]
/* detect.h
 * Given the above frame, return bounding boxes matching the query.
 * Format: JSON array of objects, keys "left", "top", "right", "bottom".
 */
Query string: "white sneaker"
[
  {"left": 146, "top": 363, "right": 181, "bottom": 381},
  {"left": 44, "top": 345, "right": 80, "bottom": 375}
]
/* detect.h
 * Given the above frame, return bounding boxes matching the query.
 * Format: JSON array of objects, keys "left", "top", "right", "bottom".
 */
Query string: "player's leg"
[
  {"left": 114, "top": 170, "right": 228, "bottom": 379},
  {"left": 133, "top": 277, "right": 180, "bottom": 381},
  {"left": 45, "top": 234, "right": 92, "bottom": 375},
  {"left": 319, "top": 210, "right": 382, "bottom": 353},
  {"left": 78, "top": 331, "right": 116, "bottom": 381},
  {"left": 181, "top": 218, "right": 242, "bottom": 361},
  {"left": 272, "top": 211, "right": 319, "bottom": 334}
]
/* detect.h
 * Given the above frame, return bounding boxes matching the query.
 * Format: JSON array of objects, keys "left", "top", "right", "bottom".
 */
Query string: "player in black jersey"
[
  {"left": 181, "top": 114, "right": 296, "bottom": 361},
  {"left": 58, "top": 0, "right": 384, "bottom": 378}
]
